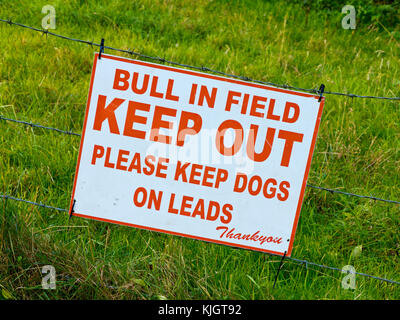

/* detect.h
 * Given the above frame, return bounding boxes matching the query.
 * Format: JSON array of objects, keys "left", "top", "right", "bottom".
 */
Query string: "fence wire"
[
  {"left": 1, "top": 18, "right": 400, "bottom": 101},
  {"left": 306, "top": 184, "right": 400, "bottom": 205},
  {"left": 1, "top": 193, "right": 399, "bottom": 286},
  {"left": 0, "top": 115, "right": 80, "bottom": 136}
]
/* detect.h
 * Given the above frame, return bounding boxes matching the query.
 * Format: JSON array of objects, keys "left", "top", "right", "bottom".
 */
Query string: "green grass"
[{"left": 0, "top": 0, "right": 399, "bottom": 299}]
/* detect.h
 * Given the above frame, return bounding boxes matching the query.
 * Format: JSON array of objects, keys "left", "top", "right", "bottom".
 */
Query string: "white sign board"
[{"left": 70, "top": 53, "right": 324, "bottom": 256}]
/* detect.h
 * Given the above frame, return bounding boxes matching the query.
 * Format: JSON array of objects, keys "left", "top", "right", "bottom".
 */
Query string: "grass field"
[{"left": 0, "top": 0, "right": 399, "bottom": 299}]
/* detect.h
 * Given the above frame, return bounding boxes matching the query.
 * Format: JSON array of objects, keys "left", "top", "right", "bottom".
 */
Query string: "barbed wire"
[
  {"left": 287, "top": 257, "right": 400, "bottom": 285},
  {"left": 0, "top": 194, "right": 67, "bottom": 212},
  {"left": 306, "top": 184, "right": 400, "bottom": 205},
  {"left": 2, "top": 114, "right": 400, "bottom": 206},
  {"left": 0, "top": 193, "right": 399, "bottom": 285},
  {"left": 1, "top": 18, "right": 400, "bottom": 101},
  {"left": 0, "top": 115, "right": 80, "bottom": 136}
]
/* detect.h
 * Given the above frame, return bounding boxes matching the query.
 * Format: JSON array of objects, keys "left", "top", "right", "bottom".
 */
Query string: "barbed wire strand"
[
  {"left": 0, "top": 115, "right": 80, "bottom": 136},
  {"left": 306, "top": 184, "right": 400, "bottom": 205},
  {"left": 1, "top": 193, "right": 399, "bottom": 285},
  {"left": 0, "top": 194, "right": 67, "bottom": 212},
  {"left": 287, "top": 257, "right": 400, "bottom": 285},
  {"left": 2, "top": 115, "right": 400, "bottom": 205},
  {"left": 1, "top": 18, "right": 400, "bottom": 101}
]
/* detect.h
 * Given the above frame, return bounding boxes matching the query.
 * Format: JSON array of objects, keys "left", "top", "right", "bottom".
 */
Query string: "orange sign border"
[{"left": 69, "top": 53, "right": 325, "bottom": 257}]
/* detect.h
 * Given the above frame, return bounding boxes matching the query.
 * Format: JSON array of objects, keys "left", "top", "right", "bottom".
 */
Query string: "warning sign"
[{"left": 70, "top": 53, "right": 324, "bottom": 256}]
